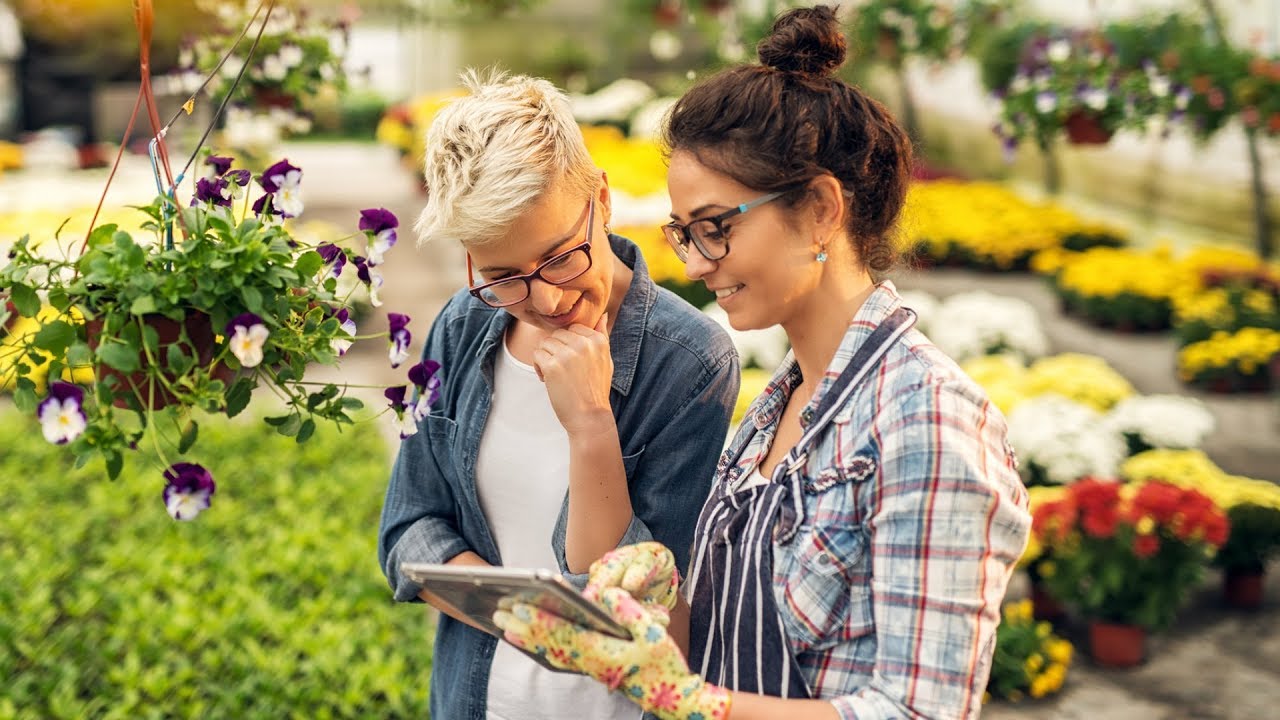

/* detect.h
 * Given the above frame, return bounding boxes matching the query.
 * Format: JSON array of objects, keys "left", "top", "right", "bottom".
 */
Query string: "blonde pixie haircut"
[{"left": 414, "top": 70, "right": 600, "bottom": 247}]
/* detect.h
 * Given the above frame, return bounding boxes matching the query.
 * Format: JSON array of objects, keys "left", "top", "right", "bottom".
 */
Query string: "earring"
[
  {"left": 816, "top": 242, "right": 829, "bottom": 263},
  {"left": 603, "top": 223, "right": 613, "bottom": 236}
]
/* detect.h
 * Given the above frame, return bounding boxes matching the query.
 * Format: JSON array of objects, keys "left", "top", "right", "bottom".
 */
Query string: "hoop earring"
[{"left": 603, "top": 223, "right": 613, "bottom": 236}]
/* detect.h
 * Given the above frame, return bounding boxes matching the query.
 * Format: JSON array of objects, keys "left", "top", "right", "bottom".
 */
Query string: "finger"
[{"left": 598, "top": 586, "right": 661, "bottom": 638}]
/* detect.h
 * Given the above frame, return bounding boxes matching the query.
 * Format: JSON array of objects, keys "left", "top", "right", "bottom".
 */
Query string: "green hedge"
[{"left": 0, "top": 406, "right": 433, "bottom": 719}]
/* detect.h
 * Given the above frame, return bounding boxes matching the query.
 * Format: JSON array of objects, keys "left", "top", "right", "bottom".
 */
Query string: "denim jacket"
[{"left": 377, "top": 235, "right": 740, "bottom": 720}]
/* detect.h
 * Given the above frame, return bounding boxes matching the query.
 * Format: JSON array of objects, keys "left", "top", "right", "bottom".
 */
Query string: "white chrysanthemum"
[
  {"left": 1007, "top": 394, "right": 1126, "bottom": 485},
  {"left": 1103, "top": 394, "right": 1217, "bottom": 451},
  {"left": 570, "top": 79, "right": 657, "bottom": 125},
  {"left": 927, "top": 291, "right": 1048, "bottom": 364}
]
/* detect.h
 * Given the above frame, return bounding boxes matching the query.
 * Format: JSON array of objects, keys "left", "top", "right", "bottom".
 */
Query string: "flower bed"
[
  {"left": 986, "top": 599, "right": 1073, "bottom": 702},
  {"left": 900, "top": 180, "right": 1125, "bottom": 270}
]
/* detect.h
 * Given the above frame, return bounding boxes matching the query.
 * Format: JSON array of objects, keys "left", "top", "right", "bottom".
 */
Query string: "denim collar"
[{"left": 473, "top": 234, "right": 656, "bottom": 397}]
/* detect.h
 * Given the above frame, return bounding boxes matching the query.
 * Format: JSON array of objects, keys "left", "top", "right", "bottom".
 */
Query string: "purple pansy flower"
[
  {"left": 331, "top": 307, "right": 356, "bottom": 356},
  {"left": 352, "top": 256, "right": 384, "bottom": 307},
  {"left": 193, "top": 176, "right": 232, "bottom": 207},
  {"left": 408, "top": 359, "right": 442, "bottom": 421},
  {"left": 162, "top": 462, "right": 216, "bottom": 520},
  {"left": 358, "top": 208, "right": 399, "bottom": 266},
  {"left": 384, "top": 384, "right": 418, "bottom": 438},
  {"left": 226, "top": 312, "right": 269, "bottom": 368},
  {"left": 256, "top": 159, "right": 303, "bottom": 218},
  {"left": 387, "top": 313, "right": 412, "bottom": 368},
  {"left": 206, "top": 155, "right": 233, "bottom": 178},
  {"left": 38, "top": 381, "right": 86, "bottom": 445},
  {"left": 316, "top": 243, "right": 347, "bottom": 279}
]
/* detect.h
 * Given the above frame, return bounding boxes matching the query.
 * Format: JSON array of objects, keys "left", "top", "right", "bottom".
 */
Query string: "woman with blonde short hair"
[{"left": 378, "top": 71, "right": 740, "bottom": 720}]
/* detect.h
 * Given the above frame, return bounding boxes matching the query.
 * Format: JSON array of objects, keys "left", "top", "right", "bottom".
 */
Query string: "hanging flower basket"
[
  {"left": 1089, "top": 620, "right": 1145, "bottom": 667},
  {"left": 84, "top": 313, "right": 234, "bottom": 411},
  {"left": 1064, "top": 110, "right": 1114, "bottom": 145}
]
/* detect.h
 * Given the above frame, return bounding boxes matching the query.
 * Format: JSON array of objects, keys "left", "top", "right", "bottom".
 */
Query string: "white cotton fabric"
[{"left": 477, "top": 337, "right": 638, "bottom": 720}]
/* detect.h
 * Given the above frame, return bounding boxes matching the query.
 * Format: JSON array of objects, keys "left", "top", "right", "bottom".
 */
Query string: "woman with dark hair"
[{"left": 496, "top": 6, "right": 1030, "bottom": 719}]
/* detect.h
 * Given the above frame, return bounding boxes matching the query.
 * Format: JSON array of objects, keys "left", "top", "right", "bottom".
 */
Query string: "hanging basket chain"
[{"left": 81, "top": 0, "right": 279, "bottom": 252}]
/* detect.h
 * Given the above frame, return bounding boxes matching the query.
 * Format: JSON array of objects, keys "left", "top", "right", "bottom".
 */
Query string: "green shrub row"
[{"left": 0, "top": 405, "right": 433, "bottom": 719}]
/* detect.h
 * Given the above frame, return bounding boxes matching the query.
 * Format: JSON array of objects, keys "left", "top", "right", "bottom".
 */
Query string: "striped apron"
[{"left": 686, "top": 307, "right": 915, "bottom": 698}]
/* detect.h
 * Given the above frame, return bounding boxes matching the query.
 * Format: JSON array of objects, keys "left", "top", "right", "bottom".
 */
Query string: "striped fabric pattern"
[{"left": 712, "top": 282, "right": 1031, "bottom": 719}]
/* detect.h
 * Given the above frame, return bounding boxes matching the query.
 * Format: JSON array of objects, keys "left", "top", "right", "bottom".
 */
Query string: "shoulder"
[
  {"left": 422, "top": 288, "right": 502, "bottom": 364},
  {"left": 870, "top": 328, "right": 1004, "bottom": 426},
  {"left": 641, "top": 285, "right": 738, "bottom": 377}
]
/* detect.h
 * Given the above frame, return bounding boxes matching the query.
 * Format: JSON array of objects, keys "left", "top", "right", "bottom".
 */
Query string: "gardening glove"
[
  {"left": 584, "top": 542, "right": 680, "bottom": 615},
  {"left": 494, "top": 587, "right": 731, "bottom": 720}
]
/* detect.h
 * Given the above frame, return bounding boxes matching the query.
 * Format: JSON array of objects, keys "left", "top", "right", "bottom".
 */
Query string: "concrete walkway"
[{"left": 3, "top": 140, "right": 1276, "bottom": 718}]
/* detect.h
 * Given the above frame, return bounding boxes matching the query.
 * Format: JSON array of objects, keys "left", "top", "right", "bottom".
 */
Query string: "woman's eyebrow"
[
  {"left": 670, "top": 203, "right": 729, "bottom": 222},
  {"left": 475, "top": 235, "right": 579, "bottom": 274}
]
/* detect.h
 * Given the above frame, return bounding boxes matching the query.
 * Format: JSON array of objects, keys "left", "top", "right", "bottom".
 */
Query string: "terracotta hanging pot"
[
  {"left": 1064, "top": 110, "right": 1114, "bottom": 145},
  {"left": 1223, "top": 569, "right": 1265, "bottom": 610},
  {"left": 86, "top": 312, "right": 234, "bottom": 410},
  {"left": 252, "top": 86, "right": 299, "bottom": 111},
  {"left": 1089, "top": 620, "right": 1145, "bottom": 668},
  {"left": 2, "top": 300, "right": 16, "bottom": 333}
]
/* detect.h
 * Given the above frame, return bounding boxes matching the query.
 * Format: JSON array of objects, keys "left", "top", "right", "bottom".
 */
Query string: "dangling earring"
[{"left": 815, "top": 242, "right": 829, "bottom": 264}]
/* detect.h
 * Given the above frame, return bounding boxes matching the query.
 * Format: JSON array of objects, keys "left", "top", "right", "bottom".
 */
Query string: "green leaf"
[
  {"left": 339, "top": 397, "right": 364, "bottom": 410},
  {"left": 9, "top": 283, "right": 39, "bottom": 317},
  {"left": 225, "top": 378, "right": 253, "bottom": 418},
  {"left": 240, "top": 285, "right": 263, "bottom": 314},
  {"left": 295, "top": 418, "right": 316, "bottom": 444},
  {"left": 97, "top": 343, "right": 140, "bottom": 373},
  {"left": 166, "top": 344, "right": 193, "bottom": 377},
  {"left": 275, "top": 413, "right": 303, "bottom": 437},
  {"left": 13, "top": 378, "right": 37, "bottom": 412},
  {"left": 178, "top": 421, "right": 199, "bottom": 454},
  {"left": 32, "top": 320, "right": 76, "bottom": 357},
  {"left": 104, "top": 450, "right": 123, "bottom": 481},
  {"left": 130, "top": 295, "right": 158, "bottom": 316},
  {"left": 293, "top": 250, "right": 323, "bottom": 279},
  {"left": 66, "top": 342, "right": 92, "bottom": 367},
  {"left": 263, "top": 414, "right": 293, "bottom": 427}
]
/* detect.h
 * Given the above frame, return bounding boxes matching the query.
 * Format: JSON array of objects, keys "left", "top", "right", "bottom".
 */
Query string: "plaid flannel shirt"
[{"left": 718, "top": 282, "right": 1030, "bottom": 719}]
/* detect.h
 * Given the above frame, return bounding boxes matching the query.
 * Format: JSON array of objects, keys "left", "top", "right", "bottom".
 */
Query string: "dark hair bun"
[{"left": 757, "top": 5, "right": 846, "bottom": 76}]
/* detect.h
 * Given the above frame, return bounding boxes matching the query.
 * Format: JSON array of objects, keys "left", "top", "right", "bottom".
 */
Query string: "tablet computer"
[{"left": 400, "top": 562, "right": 632, "bottom": 642}]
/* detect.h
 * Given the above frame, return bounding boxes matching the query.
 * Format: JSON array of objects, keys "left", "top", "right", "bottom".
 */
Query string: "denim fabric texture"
[{"left": 377, "top": 235, "right": 740, "bottom": 720}]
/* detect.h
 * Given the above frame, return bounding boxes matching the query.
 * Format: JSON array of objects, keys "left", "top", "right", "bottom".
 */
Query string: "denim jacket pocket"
[
  {"left": 621, "top": 444, "right": 647, "bottom": 477},
  {"left": 780, "top": 521, "right": 870, "bottom": 654}
]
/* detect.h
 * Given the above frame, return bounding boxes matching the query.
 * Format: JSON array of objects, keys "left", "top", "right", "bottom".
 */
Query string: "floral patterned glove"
[
  {"left": 584, "top": 542, "right": 680, "bottom": 612},
  {"left": 494, "top": 587, "right": 731, "bottom": 720}
]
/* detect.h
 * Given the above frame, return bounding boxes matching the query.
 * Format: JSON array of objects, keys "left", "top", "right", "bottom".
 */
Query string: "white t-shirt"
[{"left": 475, "top": 338, "right": 639, "bottom": 720}]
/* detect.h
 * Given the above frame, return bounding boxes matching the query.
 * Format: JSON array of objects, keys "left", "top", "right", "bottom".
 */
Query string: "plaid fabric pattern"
[{"left": 719, "top": 282, "right": 1031, "bottom": 719}]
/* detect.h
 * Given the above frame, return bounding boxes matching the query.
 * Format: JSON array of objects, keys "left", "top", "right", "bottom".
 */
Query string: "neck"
[{"left": 782, "top": 271, "right": 877, "bottom": 386}]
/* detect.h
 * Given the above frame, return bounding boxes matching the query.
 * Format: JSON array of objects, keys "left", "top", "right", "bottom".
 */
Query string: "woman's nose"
[
  {"left": 684, "top": 249, "right": 716, "bottom": 282},
  {"left": 527, "top": 278, "right": 565, "bottom": 315}
]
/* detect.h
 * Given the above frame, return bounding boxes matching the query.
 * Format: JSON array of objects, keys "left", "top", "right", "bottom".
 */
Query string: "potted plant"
[
  {"left": 1032, "top": 477, "right": 1229, "bottom": 667},
  {"left": 0, "top": 154, "right": 436, "bottom": 519},
  {"left": 170, "top": 0, "right": 348, "bottom": 158},
  {"left": 988, "top": 25, "right": 1174, "bottom": 151},
  {"left": 1122, "top": 448, "right": 1280, "bottom": 610},
  {"left": 986, "top": 598, "right": 1074, "bottom": 702},
  {"left": 1177, "top": 327, "right": 1280, "bottom": 393}
]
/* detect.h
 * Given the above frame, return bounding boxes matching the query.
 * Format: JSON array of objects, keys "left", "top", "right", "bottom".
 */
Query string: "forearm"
[
  {"left": 564, "top": 415, "right": 633, "bottom": 572},
  {"left": 668, "top": 594, "right": 691, "bottom": 656},
  {"left": 726, "top": 694, "right": 841, "bottom": 720},
  {"left": 417, "top": 550, "right": 491, "bottom": 633}
]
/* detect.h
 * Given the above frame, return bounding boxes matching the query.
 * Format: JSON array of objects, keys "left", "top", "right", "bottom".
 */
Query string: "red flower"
[{"left": 1133, "top": 534, "right": 1161, "bottom": 558}]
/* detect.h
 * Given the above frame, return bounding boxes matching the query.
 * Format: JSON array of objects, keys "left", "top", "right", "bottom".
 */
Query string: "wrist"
[
  {"left": 564, "top": 410, "right": 618, "bottom": 442},
  {"left": 650, "top": 676, "right": 731, "bottom": 720}
]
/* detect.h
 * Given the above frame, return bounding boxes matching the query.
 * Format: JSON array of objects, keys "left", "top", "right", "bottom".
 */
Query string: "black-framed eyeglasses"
[
  {"left": 466, "top": 199, "right": 595, "bottom": 308},
  {"left": 662, "top": 191, "right": 786, "bottom": 262}
]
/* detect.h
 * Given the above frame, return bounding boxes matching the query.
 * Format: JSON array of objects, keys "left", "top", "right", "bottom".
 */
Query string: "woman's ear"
[
  {"left": 597, "top": 170, "right": 613, "bottom": 227},
  {"left": 807, "top": 174, "right": 846, "bottom": 234}
]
